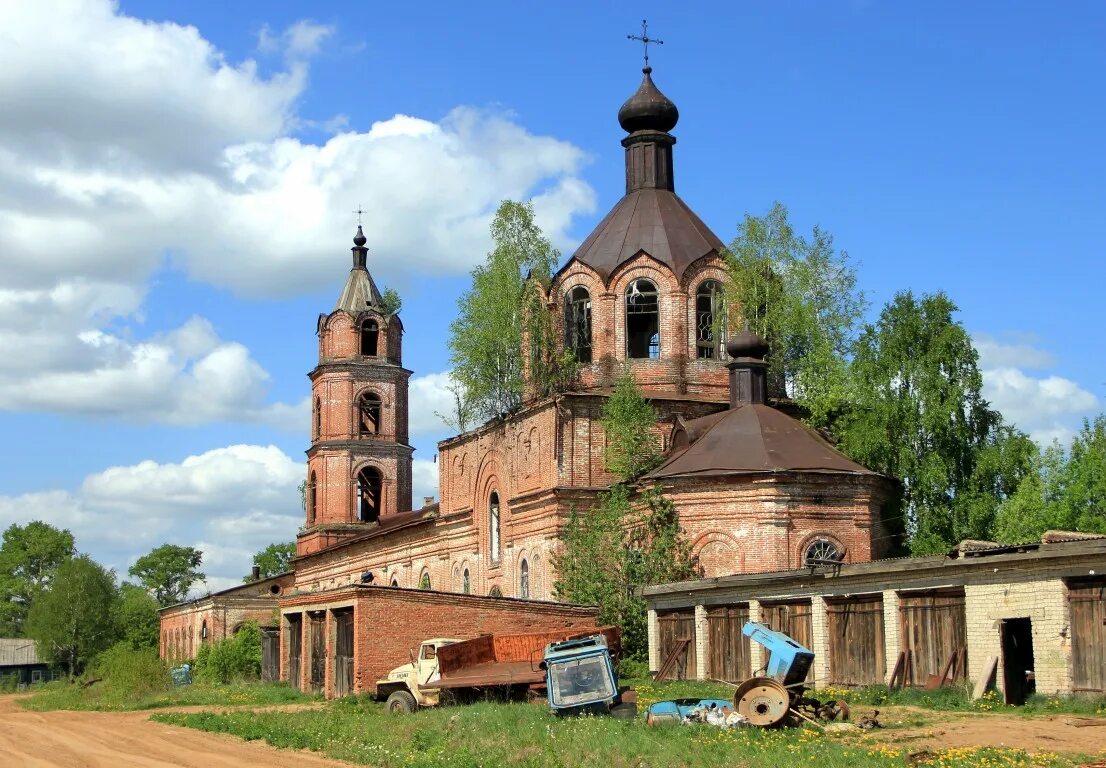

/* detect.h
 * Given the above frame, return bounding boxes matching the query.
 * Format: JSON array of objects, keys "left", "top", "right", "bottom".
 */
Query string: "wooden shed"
[
  {"left": 826, "top": 594, "right": 885, "bottom": 686},
  {"left": 898, "top": 588, "right": 968, "bottom": 686}
]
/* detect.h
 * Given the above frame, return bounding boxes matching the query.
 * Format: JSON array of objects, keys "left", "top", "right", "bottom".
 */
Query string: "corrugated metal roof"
[{"left": 0, "top": 638, "right": 40, "bottom": 666}]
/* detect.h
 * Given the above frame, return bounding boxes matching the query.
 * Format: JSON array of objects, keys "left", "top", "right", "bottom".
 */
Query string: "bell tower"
[{"left": 297, "top": 226, "right": 413, "bottom": 557}]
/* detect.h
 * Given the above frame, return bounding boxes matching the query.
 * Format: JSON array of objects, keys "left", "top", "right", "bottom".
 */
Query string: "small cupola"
[{"left": 725, "top": 330, "right": 770, "bottom": 408}]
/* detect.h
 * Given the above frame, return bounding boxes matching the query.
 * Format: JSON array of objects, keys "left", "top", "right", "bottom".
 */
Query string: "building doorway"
[
  {"left": 334, "top": 609, "right": 354, "bottom": 698},
  {"left": 286, "top": 614, "right": 302, "bottom": 690},
  {"left": 1000, "top": 618, "right": 1035, "bottom": 705},
  {"left": 309, "top": 612, "right": 326, "bottom": 694}
]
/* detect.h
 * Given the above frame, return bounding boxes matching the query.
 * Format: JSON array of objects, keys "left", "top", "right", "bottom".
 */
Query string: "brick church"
[{"left": 290, "top": 64, "right": 895, "bottom": 602}]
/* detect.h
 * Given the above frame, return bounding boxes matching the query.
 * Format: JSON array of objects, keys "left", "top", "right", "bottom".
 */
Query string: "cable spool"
[{"left": 733, "top": 677, "right": 790, "bottom": 727}]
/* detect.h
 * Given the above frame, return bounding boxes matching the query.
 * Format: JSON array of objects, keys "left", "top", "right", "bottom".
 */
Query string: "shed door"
[
  {"left": 260, "top": 627, "right": 279, "bottom": 683},
  {"left": 656, "top": 609, "right": 696, "bottom": 680},
  {"left": 761, "top": 600, "right": 813, "bottom": 681},
  {"left": 334, "top": 609, "right": 354, "bottom": 698},
  {"left": 1069, "top": 577, "right": 1106, "bottom": 693},
  {"left": 286, "top": 614, "right": 302, "bottom": 690},
  {"left": 898, "top": 589, "right": 967, "bottom": 686},
  {"left": 309, "top": 612, "right": 326, "bottom": 693},
  {"left": 827, "top": 595, "right": 886, "bottom": 686},
  {"left": 705, "top": 604, "right": 751, "bottom": 683}
]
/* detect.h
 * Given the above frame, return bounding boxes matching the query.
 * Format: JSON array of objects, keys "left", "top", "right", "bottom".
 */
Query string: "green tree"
[
  {"left": 1057, "top": 414, "right": 1106, "bottom": 534},
  {"left": 113, "top": 582, "right": 161, "bottom": 651},
  {"left": 379, "top": 287, "right": 402, "bottom": 317},
  {"left": 0, "top": 521, "right": 75, "bottom": 635},
  {"left": 25, "top": 555, "right": 117, "bottom": 675},
  {"left": 993, "top": 441, "right": 1067, "bottom": 543},
  {"left": 449, "top": 200, "right": 562, "bottom": 421},
  {"left": 603, "top": 368, "right": 663, "bottom": 482},
  {"left": 248, "top": 542, "right": 296, "bottom": 581},
  {"left": 128, "top": 544, "right": 204, "bottom": 607},
  {"left": 555, "top": 374, "right": 695, "bottom": 659},
  {"left": 723, "top": 202, "right": 866, "bottom": 428},
  {"left": 839, "top": 291, "right": 1024, "bottom": 553}
]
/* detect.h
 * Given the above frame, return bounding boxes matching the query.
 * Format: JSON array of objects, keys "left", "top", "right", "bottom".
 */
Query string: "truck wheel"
[
  {"left": 610, "top": 702, "right": 638, "bottom": 720},
  {"left": 386, "top": 690, "right": 417, "bottom": 714}
]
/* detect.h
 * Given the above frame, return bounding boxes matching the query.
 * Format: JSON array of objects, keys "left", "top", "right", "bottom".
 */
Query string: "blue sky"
[{"left": 1, "top": 1, "right": 1102, "bottom": 590}]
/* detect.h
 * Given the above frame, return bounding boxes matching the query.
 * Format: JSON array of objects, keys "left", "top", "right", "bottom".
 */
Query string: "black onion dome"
[
  {"left": 353, "top": 224, "right": 367, "bottom": 247},
  {"left": 726, "top": 330, "right": 770, "bottom": 360},
  {"left": 618, "top": 67, "right": 679, "bottom": 134}
]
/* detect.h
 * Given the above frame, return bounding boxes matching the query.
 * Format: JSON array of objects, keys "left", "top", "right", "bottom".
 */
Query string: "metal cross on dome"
[
  {"left": 353, "top": 206, "right": 365, "bottom": 225},
  {"left": 627, "top": 19, "right": 663, "bottom": 68}
]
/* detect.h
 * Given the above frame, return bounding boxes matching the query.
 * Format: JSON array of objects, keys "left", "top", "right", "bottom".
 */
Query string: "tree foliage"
[
  {"left": 448, "top": 200, "right": 565, "bottom": 422},
  {"left": 838, "top": 291, "right": 1033, "bottom": 553},
  {"left": 193, "top": 622, "right": 262, "bottom": 684},
  {"left": 248, "top": 542, "right": 296, "bottom": 581},
  {"left": 129, "top": 544, "right": 205, "bottom": 607},
  {"left": 0, "top": 521, "right": 75, "bottom": 636},
  {"left": 378, "top": 287, "right": 402, "bottom": 317},
  {"left": 723, "top": 202, "right": 866, "bottom": 427},
  {"left": 555, "top": 374, "right": 695, "bottom": 659},
  {"left": 113, "top": 582, "right": 161, "bottom": 651},
  {"left": 25, "top": 555, "right": 118, "bottom": 675}
]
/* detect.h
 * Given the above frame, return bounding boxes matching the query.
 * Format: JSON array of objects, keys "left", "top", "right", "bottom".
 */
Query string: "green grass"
[
  {"left": 816, "top": 683, "right": 1106, "bottom": 717},
  {"left": 152, "top": 688, "right": 1085, "bottom": 768},
  {"left": 19, "top": 680, "right": 318, "bottom": 712}
]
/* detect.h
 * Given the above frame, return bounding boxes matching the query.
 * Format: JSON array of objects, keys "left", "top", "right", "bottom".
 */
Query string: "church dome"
[{"left": 618, "top": 67, "right": 679, "bottom": 134}]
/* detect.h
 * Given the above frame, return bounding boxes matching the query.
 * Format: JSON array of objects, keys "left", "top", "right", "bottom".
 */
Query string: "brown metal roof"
[
  {"left": 566, "top": 188, "right": 725, "bottom": 283},
  {"left": 647, "top": 403, "right": 878, "bottom": 479}
]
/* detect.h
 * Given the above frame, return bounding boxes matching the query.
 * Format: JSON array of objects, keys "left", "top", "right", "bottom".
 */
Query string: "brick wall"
[{"left": 279, "top": 585, "right": 600, "bottom": 698}]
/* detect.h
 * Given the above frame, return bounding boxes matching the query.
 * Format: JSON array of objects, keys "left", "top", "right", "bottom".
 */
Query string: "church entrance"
[
  {"left": 334, "top": 609, "right": 354, "bottom": 697},
  {"left": 286, "top": 614, "right": 302, "bottom": 690},
  {"left": 309, "top": 612, "right": 326, "bottom": 693}
]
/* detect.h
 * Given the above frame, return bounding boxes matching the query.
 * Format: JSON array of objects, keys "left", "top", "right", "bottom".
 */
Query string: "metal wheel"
[
  {"left": 386, "top": 689, "right": 417, "bottom": 714},
  {"left": 733, "top": 677, "right": 790, "bottom": 727}
]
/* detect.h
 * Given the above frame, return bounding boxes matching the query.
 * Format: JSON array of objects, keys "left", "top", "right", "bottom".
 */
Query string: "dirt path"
[
  {"left": 865, "top": 705, "right": 1106, "bottom": 755},
  {"left": 0, "top": 695, "right": 353, "bottom": 768}
]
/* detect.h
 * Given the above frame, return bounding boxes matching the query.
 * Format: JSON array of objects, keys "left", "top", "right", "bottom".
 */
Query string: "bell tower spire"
[{"left": 618, "top": 25, "right": 679, "bottom": 194}]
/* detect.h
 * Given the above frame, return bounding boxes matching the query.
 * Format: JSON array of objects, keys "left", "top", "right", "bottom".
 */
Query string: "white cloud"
[
  {"left": 0, "top": 445, "right": 306, "bottom": 589},
  {"left": 259, "top": 20, "right": 335, "bottom": 60},
  {"left": 974, "top": 334, "right": 1100, "bottom": 445},
  {"left": 0, "top": 0, "right": 595, "bottom": 297},
  {"left": 412, "top": 458, "right": 440, "bottom": 507},
  {"left": 408, "top": 371, "right": 459, "bottom": 435},
  {"left": 0, "top": 285, "right": 305, "bottom": 428}
]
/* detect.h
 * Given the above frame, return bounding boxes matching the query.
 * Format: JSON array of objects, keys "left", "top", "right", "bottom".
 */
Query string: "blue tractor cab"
[{"left": 542, "top": 634, "right": 621, "bottom": 716}]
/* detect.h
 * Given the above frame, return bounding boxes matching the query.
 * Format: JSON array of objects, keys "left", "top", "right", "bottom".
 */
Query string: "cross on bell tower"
[{"left": 627, "top": 19, "right": 663, "bottom": 68}]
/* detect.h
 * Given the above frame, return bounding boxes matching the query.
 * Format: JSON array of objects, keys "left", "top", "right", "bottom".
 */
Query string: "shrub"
[
  {"left": 193, "top": 622, "right": 262, "bottom": 684},
  {"left": 92, "top": 642, "right": 171, "bottom": 699}
]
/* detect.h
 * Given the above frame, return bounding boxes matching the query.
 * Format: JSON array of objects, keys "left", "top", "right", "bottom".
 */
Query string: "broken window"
[
  {"left": 489, "top": 492, "right": 501, "bottom": 563},
  {"left": 313, "top": 397, "right": 321, "bottom": 440},
  {"left": 358, "top": 392, "right": 382, "bottom": 436},
  {"left": 360, "top": 319, "right": 379, "bottom": 356},
  {"left": 462, "top": 568, "right": 471, "bottom": 594},
  {"left": 564, "top": 286, "right": 592, "bottom": 363},
  {"left": 307, "top": 471, "right": 317, "bottom": 525},
  {"left": 357, "top": 467, "right": 382, "bottom": 523},
  {"left": 519, "top": 559, "right": 529, "bottom": 599},
  {"left": 804, "top": 538, "right": 843, "bottom": 566},
  {"left": 695, "top": 280, "right": 726, "bottom": 359},
  {"left": 626, "top": 278, "right": 660, "bottom": 359},
  {"left": 419, "top": 570, "right": 431, "bottom": 590}
]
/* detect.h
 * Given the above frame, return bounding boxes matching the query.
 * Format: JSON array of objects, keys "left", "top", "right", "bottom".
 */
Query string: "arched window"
[
  {"left": 358, "top": 392, "right": 382, "bottom": 436},
  {"left": 488, "top": 585, "right": 502, "bottom": 598},
  {"left": 489, "top": 492, "right": 501, "bottom": 563},
  {"left": 357, "top": 467, "right": 382, "bottom": 523},
  {"left": 519, "top": 559, "right": 529, "bottom": 599},
  {"left": 462, "top": 568, "right": 471, "bottom": 594},
  {"left": 804, "top": 537, "right": 843, "bottom": 566},
  {"left": 419, "top": 570, "right": 431, "bottom": 590},
  {"left": 307, "top": 471, "right": 317, "bottom": 525},
  {"left": 201, "top": 620, "right": 208, "bottom": 643},
  {"left": 695, "top": 280, "right": 726, "bottom": 360},
  {"left": 531, "top": 553, "right": 541, "bottom": 600},
  {"left": 626, "top": 278, "right": 660, "bottom": 359},
  {"left": 188, "top": 626, "right": 193, "bottom": 657},
  {"left": 313, "top": 396, "right": 321, "bottom": 440},
  {"left": 360, "top": 319, "right": 379, "bottom": 356},
  {"left": 564, "top": 286, "right": 592, "bottom": 363},
  {"left": 391, "top": 577, "right": 399, "bottom": 587}
]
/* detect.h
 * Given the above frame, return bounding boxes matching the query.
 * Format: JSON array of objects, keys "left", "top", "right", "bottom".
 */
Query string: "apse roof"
[
  {"left": 646, "top": 403, "right": 879, "bottom": 480},
  {"left": 568, "top": 187, "right": 725, "bottom": 282}
]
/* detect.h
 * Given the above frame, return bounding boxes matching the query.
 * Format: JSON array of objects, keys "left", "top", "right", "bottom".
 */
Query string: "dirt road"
[{"left": 0, "top": 695, "right": 353, "bottom": 768}]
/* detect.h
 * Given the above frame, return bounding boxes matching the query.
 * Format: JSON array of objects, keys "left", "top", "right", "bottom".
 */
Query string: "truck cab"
[
  {"left": 542, "top": 634, "right": 622, "bottom": 716},
  {"left": 376, "top": 638, "right": 460, "bottom": 712}
]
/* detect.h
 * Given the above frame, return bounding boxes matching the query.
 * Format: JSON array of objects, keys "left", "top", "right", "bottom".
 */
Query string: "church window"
[
  {"left": 462, "top": 568, "right": 471, "bottom": 594},
  {"left": 626, "top": 279, "right": 660, "bottom": 359},
  {"left": 201, "top": 620, "right": 208, "bottom": 642},
  {"left": 357, "top": 467, "right": 382, "bottom": 523},
  {"left": 564, "top": 286, "right": 592, "bottom": 363},
  {"left": 519, "top": 559, "right": 529, "bottom": 599},
  {"left": 489, "top": 492, "right": 501, "bottom": 563},
  {"left": 358, "top": 392, "right": 382, "bottom": 436},
  {"left": 307, "top": 471, "right": 317, "bottom": 525},
  {"left": 804, "top": 537, "right": 843, "bottom": 566},
  {"left": 391, "top": 578, "right": 399, "bottom": 587},
  {"left": 313, "top": 397, "right": 321, "bottom": 440},
  {"left": 695, "top": 280, "right": 726, "bottom": 359},
  {"left": 488, "top": 585, "right": 502, "bottom": 598},
  {"left": 419, "top": 570, "right": 431, "bottom": 590},
  {"left": 360, "top": 319, "right": 379, "bottom": 356}
]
